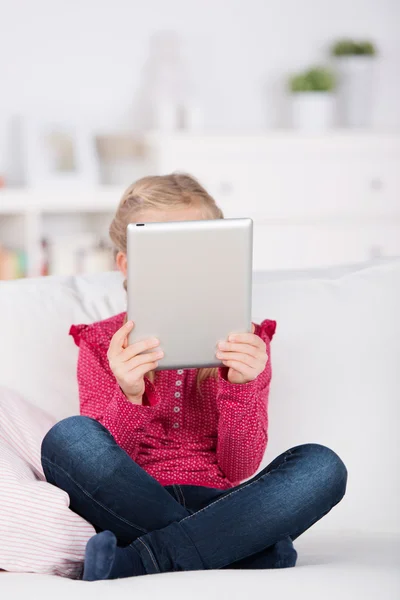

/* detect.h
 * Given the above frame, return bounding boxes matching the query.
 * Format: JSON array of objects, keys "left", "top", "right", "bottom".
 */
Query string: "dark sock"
[
  {"left": 225, "top": 536, "right": 297, "bottom": 570},
  {"left": 270, "top": 536, "right": 298, "bottom": 568},
  {"left": 83, "top": 531, "right": 146, "bottom": 581},
  {"left": 110, "top": 543, "right": 146, "bottom": 579}
]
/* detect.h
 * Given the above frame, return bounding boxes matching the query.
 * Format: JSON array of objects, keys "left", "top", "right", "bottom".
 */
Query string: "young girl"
[{"left": 41, "top": 173, "right": 347, "bottom": 581}]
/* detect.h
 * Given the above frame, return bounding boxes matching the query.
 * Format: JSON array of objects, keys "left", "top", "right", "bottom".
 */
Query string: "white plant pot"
[
  {"left": 0, "top": 119, "right": 8, "bottom": 179},
  {"left": 291, "top": 92, "right": 334, "bottom": 132},
  {"left": 335, "top": 56, "right": 375, "bottom": 128}
]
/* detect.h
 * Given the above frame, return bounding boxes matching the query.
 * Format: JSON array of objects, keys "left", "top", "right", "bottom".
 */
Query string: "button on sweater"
[{"left": 69, "top": 313, "right": 276, "bottom": 490}]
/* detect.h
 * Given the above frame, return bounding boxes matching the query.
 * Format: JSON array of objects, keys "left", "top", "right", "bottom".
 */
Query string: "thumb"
[{"left": 122, "top": 320, "right": 135, "bottom": 348}]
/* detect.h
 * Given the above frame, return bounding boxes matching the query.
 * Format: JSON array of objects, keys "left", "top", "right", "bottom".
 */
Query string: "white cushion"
[
  {"left": 0, "top": 271, "right": 126, "bottom": 420},
  {"left": 0, "top": 260, "right": 399, "bottom": 536},
  {"left": 253, "top": 259, "right": 400, "bottom": 535},
  {"left": 1, "top": 532, "right": 399, "bottom": 600}
]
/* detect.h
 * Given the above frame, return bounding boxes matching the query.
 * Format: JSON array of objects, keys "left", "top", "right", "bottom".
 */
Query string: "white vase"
[
  {"left": 335, "top": 56, "right": 375, "bottom": 128},
  {"left": 153, "top": 100, "right": 179, "bottom": 131},
  {"left": 291, "top": 92, "right": 334, "bottom": 132}
]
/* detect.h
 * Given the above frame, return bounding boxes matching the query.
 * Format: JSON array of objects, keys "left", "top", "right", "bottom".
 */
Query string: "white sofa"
[{"left": 0, "top": 259, "right": 399, "bottom": 599}]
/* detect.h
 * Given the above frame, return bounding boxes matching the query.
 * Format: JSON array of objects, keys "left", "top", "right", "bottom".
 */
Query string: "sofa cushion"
[
  {"left": 252, "top": 258, "right": 400, "bottom": 535},
  {"left": 0, "top": 259, "right": 399, "bottom": 535},
  {"left": 0, "top": 271, "right": 126, "bottom": 420},
  {"left": 1, "top": 532, "right": 399, "bottom": 599}
]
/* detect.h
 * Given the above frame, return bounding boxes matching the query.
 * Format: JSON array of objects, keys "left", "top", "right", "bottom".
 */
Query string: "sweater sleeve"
[
  {"left": 72, "top": 328, "right": 161, "bottom": 459},
  {"left": 215, "top": 319, "right": 276, "bottom": 484}
]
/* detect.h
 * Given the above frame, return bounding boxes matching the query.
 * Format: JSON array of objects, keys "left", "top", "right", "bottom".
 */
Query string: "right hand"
[{"left": 107, "top": 320, "right": 163, "bottom": 404}]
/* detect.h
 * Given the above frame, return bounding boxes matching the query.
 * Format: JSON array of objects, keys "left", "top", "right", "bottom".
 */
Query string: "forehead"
[{"left": 135, "top": 205, "right": 208, "bottom": 223}]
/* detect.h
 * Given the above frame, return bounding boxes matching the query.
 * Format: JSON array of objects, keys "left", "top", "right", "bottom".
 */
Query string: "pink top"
[{"left": 69, "top": 313, "right": 276, "bottom": 490}]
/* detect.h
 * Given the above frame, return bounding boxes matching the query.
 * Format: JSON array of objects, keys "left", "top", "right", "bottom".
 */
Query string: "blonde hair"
[{"left": 109, "top": 173, "right": 224, "bottom": 387}]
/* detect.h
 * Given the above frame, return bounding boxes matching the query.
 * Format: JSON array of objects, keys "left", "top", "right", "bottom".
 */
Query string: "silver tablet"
[{"left": 127, "top": 218, "right": 253, "bottom": 370}]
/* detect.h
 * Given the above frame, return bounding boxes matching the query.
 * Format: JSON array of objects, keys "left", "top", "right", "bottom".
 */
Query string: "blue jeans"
[{"left": 41, "top": 416, "right": 347, "bottom": 574}]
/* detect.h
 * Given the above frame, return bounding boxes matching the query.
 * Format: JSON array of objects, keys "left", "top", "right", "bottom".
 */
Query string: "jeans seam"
[
  {"left": 137, "top": 538, "right": 161, "bottom": 573},
  {"left": 179, "top": 521, "right": 208, "bottom": 569},
  {"left": 41, "top": 456, "right": 148, "bottom": 534},
  {"left": 176, "top": 484, "right": 186, "bottom": 509},
  {"left": 172, "top": 484, "right": 181, "bottom": 505},
  {"left": 178, "top": 448, "right": 294, "bottom": 526}
]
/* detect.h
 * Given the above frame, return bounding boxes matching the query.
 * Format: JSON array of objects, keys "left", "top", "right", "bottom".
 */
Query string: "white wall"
[{"left": 0, "top": 0, "right": 399, "bottom": 132}]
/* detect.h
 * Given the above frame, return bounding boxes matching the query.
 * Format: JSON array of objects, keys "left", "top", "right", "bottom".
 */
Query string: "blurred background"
[{"left": 0, "top": 0, "right": 399, "bottom": 278}]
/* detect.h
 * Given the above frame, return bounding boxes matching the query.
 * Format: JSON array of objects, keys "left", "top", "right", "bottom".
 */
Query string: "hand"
[
  {"left": 107, "top": 320, "right": 163, "bottom": 404},
  {"left": 216, "top": 323, "right": 268, "bottom": 384}
]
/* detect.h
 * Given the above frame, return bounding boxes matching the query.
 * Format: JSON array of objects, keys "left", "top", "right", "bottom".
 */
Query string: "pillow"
[
  {"left": 0, "top": 271, "right": 126, "bottom": 421},
  {"left": 0, "top": 387, "right": 95, "bottom": 577},
  {"left": 252, "top": 258, "right": 400, "bottom": 534}
]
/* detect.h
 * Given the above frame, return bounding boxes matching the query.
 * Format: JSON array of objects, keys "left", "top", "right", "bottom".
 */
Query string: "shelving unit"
[
  {"left": 0, "top": 186, "right": 124, "bottom": 276},
  {"left": 145, "top": 131, "right": 400, "bottom": 270},
  {"left": 1, "top": 131, "right": 400, "bottom": 277},
  {"left": 0, "top": 186, "right": 124, "bottom": 213}
]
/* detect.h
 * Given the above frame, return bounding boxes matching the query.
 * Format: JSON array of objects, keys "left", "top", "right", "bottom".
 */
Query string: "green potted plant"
[
  {"left": 288, "top": 66, "right": 336, "bottom": 131},
  {"left": 332, "top": 39, "right": 376, "bottom": 57},
  {"left": 331, "top": 39, "right": 377, "bottom": 127}
]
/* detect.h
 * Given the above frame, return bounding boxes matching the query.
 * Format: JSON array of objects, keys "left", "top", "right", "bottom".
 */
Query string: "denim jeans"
[{"left": 41, "top": 416, "right": 347, "bottom": 574}]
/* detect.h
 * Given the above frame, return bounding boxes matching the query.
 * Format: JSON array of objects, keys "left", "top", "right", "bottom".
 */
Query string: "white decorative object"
[
  {"left": 146, "top": 32, "right": 186, "bottom": 132},
  {"left": 291, "top": 93, "right": 334, "bottom": 132},
  {"left": 142, "top": 31, "right": 203, "bottom": 133},
  {"left": 47, "top": 233, "right": 96, "bottom": 276},
  {"left": 80, "top": 241, "right": 113, "bottom": 274},
  {"left": 336, "top": 56, "right": 375, "bottom": 128},
  {"left": 183, "top": 101, "right": 204, "bottom": 132},
  {"left": 21, "top": 117, "right": 99, "bottom": 188}
]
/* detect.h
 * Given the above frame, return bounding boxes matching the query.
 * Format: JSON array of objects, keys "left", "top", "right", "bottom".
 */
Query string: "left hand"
[{"left": 216, "top": 323, "right": 269, "bottom": 384}]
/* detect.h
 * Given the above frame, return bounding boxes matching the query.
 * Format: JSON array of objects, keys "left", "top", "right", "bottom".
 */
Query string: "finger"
[
  {"left": 252, "top": 323, "right": 255, "bottom": 333},
  {"left": 221, "top": 360, "right": 256, "bottom": 380},
  {"left": 216, "top": 351, "right": 258, "bottom": 369},
  {"left": 217, "top": 341, "right": 260, "bottom": 359},
  {"left": 120, "top": 337, "right": 160, "bottom": 362},
  {"left": 127, "top": 349, "right": 164, "bottom": 370},
  {"left": 121, "top": 331, "right": 129, "bottom": 350},
  {"left": 124, "top": 361, "right": 160, "bottom": 383},
  {"left": 116, "top": 350, "right": 164, "bottom": 375},
  {"left": 108, "top": 320, "right": 134, "bottom": 356},
  {"left": 228, "top": 332, "right": 265, "bottom": 348}
]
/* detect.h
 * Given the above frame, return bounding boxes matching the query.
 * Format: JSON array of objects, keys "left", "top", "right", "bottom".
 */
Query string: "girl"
[{"left": 41, "top": 173, "right": 347, "bottom": 581}]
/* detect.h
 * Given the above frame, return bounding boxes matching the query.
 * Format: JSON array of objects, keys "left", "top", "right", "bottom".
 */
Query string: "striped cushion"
[{"left": 0, "top": 387, "right": 94, "bottom": 578}]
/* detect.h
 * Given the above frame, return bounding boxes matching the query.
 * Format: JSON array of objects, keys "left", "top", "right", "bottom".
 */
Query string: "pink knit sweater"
[{"left": 69, "top": 313, "right": 276, "bottom": 490}]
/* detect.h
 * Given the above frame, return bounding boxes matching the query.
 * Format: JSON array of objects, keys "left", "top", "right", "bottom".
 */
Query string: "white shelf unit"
[
  {"left": 0, "top": 187, "right": 124, "bottom": 276},
  {"left": 1, "top": 132, "right": 400, "bottom": 276},
  {"left": 145, "top": 131, "right": 400, "bottom": 271}
]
